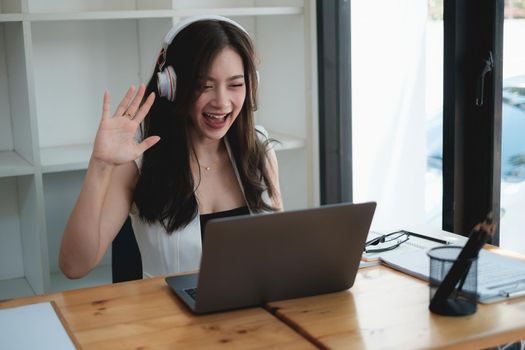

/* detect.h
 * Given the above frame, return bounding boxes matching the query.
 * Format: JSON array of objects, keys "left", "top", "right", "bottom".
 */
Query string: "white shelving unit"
[{"left": 0, "top": 0, "right": 319, "bottom": 299}]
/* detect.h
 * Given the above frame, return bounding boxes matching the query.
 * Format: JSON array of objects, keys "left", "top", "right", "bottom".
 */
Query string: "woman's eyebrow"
[
  {"left": 228, "top": 75, "right": 244, "bottom": 81},
  {"left": 203, "top": 75, "right": 245, "bottom": 82}
]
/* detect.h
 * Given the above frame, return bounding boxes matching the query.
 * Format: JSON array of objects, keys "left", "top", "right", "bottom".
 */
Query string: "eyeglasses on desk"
[{"left": 364, "top": 231, "right": 410, "bottom": 253}]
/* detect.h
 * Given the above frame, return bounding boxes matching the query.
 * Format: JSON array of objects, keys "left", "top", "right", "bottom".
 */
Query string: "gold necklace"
[
  {"left": 191, "top": 147, "right": 223, "bottom": 172},
  {"left": 197, "top": 159, "right": 220, "bottom": 171}
]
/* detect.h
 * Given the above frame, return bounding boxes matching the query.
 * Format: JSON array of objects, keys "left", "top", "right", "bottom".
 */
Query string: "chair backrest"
[{"left": 112, "top": 216, "right": 142, "bottom": 283}]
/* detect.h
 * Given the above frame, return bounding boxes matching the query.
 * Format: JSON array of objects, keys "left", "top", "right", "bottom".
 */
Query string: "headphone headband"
[
  {"left": 156, "top": 15, "right": 253, "bottom": 102},
  {"left": 158, "top": 15, "right": 249, "bottom": 71}
]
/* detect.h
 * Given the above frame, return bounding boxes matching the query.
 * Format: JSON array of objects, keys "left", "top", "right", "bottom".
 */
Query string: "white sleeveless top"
[{"left": 129, "top": 127, "right": 271, "bottom": 278}]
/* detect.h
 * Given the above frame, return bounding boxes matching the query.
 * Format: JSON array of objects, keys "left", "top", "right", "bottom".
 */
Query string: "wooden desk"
[
  {"left": 267, "top": 265, "right": 525, "bottom": 350},
  {"left": 2, "top": 258, "right": 525, "bottom": 349},
  {"left": 0, "top": 277, "right": 315, "bottom": 349}
]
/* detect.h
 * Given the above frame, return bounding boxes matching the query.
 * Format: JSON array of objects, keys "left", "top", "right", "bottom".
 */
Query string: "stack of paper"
[{"left": 0, "top": 302, "right": 75, "bottom": 349}]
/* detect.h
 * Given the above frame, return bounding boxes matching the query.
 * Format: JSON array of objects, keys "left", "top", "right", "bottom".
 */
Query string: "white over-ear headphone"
[{"left": 157, "top": 15, "right": 253, "bottom": 102}]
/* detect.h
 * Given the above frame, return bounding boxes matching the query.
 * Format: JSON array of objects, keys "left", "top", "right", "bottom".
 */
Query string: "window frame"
[
  {"left": 442, "top": 0, "right": 503, "bottom": 243},
  {"left": 317, "top": 0, "right": 504, "bottom": 244},
  {"left": 317, "top": 0, "right": 352, "bottom": 204}
]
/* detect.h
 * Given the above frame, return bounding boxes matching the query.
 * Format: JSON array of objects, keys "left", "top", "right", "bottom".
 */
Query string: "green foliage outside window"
[
  {"left": 428, "top": 0, "right": 525, "bottom": 20},
  {"left": 506, "top": 0, "right": 525, "bottom": 18}
]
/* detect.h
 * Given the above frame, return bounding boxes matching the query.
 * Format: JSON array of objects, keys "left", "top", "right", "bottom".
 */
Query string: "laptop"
[{"left": 165, "top": 201, "right": 376, "bottom": 314}]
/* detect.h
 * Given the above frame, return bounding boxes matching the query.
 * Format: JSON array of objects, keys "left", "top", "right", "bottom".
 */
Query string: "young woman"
[{"left": 59, "top": 15, "right": 283, "bottom": 279}]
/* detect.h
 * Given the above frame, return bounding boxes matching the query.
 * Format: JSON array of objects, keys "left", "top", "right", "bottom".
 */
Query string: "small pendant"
[{"left": 205, "top": 167, "right": 211, "bottom": 171}]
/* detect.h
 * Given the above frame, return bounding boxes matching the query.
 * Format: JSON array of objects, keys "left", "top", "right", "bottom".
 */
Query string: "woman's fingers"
[
  {"left": 137, "top": 136, "right": 161, "bottom": 154},
  {"left": 101, "top": 90, "right": 110, "bottom": 120},
  {"left": 133, "top": 92, "right": 156, "bottom": 124},
  {"left": 114, "top": 85, "right": 136, "bottom": 117},
  {"left": 105, "top": 84, "right": 153, "bottom": 122},
  {"left": 124, "top": 84, "right": 146, "bottom": 119}
]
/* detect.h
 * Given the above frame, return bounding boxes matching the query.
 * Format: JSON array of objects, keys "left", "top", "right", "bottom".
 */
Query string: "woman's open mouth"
[{"left": 203, "top": 112, "right": 231, "bottom": 129}]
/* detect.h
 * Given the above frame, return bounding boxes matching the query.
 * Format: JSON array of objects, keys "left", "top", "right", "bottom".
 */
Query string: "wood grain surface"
[
  {"left": 0, "top": 277, "right": 316, "bottom": 349},
  {"left": 267, "top": 265, "right": 525, "bottom": 350}
]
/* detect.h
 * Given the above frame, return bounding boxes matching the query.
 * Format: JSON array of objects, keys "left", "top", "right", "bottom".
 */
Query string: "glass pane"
[
  {"left": 351, "top": 0, "right": 443, "bottom": 232},
  {"left": 501, "top": 0, "right": 525, "bottom": 254}
]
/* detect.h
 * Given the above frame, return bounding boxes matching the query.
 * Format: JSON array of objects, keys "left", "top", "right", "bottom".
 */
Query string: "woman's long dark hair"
[{"left": 133, "top": 20, "right": 276, "bottom": 233}]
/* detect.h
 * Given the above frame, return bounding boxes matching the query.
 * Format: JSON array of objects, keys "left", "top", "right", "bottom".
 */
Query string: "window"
[
  {"left": 500, "top": 0, "right": 525, "bottom": 254},
  {"left": 318, "top": 0, "right": 507, "bottom": 245},
  {"left": 350, "top": 0, "right": 443, "bottom": 232}
]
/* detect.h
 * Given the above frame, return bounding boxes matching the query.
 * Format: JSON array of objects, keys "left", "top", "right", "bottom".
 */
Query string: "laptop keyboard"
[{"left": 184, "top": 288, "right": 198, "bottom": 300}]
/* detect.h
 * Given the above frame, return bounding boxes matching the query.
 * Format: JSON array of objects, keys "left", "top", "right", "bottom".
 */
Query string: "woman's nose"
[{"left": 211, "top": 86, "right": 230, "bottom": 108}]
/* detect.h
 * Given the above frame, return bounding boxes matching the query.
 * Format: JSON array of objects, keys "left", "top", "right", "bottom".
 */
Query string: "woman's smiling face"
[{"left": 189, "top": 46, "right": 246, "bottom": 141}]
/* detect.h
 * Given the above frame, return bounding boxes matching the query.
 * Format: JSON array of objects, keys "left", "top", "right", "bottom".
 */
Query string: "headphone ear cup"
[{"left": 156, "top": 66, "right": 177, "bottom": 102}]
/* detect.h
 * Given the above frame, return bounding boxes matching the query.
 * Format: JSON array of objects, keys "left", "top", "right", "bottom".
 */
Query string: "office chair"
[{"left": 112, "top": 216, "right": 142, "bottom": 283}]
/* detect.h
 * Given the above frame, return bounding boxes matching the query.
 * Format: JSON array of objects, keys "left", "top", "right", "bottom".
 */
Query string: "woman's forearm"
[{"left": 59, "top": 157, "right": 115, "bottom": 278}]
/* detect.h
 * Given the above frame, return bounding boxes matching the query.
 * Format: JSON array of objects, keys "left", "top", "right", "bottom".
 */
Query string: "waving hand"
[{"left": 92, "top": 85, "right": 160, "bottom": 166}]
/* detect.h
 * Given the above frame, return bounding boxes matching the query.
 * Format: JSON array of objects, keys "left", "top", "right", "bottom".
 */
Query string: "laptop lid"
[{"left": 167, "top": 201, "right": 376, "bottom": 314}]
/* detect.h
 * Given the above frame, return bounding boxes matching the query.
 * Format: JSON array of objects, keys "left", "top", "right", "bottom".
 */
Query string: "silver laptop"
[{"left": 165, "top": 201, "right": 376, "bottom": 314}]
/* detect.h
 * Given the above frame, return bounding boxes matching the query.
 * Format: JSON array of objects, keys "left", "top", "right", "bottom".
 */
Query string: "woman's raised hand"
[{"left": 92, "top": 85, "right": 160, "bottom": 166}]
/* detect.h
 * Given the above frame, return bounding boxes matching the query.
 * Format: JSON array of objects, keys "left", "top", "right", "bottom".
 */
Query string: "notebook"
[
  {"left": 165, "top": 201, "right": 377, "bottom": 314},
  {"left": 0, "top": 302, "right": 76, "bottom": 349},
  {"left": 381, "top": 247, "right": 525, "bottom": 303}
]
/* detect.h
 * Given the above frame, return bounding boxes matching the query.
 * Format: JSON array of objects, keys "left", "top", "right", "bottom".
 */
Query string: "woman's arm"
[
  {"left": 59, "top": 86, "right": 158, "bottom": 278},
  {"left": 59, "top": 161, "right": 137, "bottom": 278}
]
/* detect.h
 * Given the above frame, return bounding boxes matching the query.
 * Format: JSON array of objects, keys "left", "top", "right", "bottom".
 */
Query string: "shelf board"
[
  {"left": 0, "top": 13, "right": 23, "bottom": 22},
  {"left": 269, "top": 131, "right": 305, "bottom": 151},
  {"left": 0, "top": 266, "right": 112, "bottom": 298},
  {"left": 38, "top": 132, "right": 303, "bottom": 173},
  {"left": 27, "top": 9, "right": 173, "bottom": 22},
  {"left": 25, "top": 7, "right": 302, "bottom": 22},
  {"left": 40, "top": 144, "right": 92, "bottom": 173},
  {"left": 0, "top": 277, "right": 35, "bottom": 301},
  {"left": 49, "top": 264, "right": 112, "bottom": 293},
  {"left": 176, "top": 6, "right": 303, "bottom": 17},
  {"left": 0, "top": 150, "right": 34, "bottom": 177}
]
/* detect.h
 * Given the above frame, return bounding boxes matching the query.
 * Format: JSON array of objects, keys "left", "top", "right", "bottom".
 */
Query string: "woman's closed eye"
[{"left": 200, "top": 83, "right": 244, "bottom": 91}]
